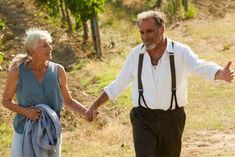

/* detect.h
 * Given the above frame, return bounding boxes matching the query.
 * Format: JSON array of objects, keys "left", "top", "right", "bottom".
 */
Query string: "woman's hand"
[
  {"left": 85, "top": 106, "right": 99, "bottom": 122},
  {"left": 23, "top": 107, "right": 41, "bottom": 121}
]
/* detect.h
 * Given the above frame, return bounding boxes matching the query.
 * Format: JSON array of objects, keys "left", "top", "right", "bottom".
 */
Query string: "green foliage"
[
  {"left": 0, "top": 18, "right": 5, "bottom": 31},
  {"left": 0, "top": 123, "right": 12, "bottom": 153},
  {"left": 36, "top": 0, "right": 60, "bottom": 17},
  {"left": 0, "top": 18, "right": 5, "bottom": 51},
  {"left": 166, "top": 0, "right": 175, "bottom": 23},
  {"left": 65, "top": 0, "right": 107, "bottom": 25},
  {"left": 185, "top": 4, "right": 196, "bottom": 19}
]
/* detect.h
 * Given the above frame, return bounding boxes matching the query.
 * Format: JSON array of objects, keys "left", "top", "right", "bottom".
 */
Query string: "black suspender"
[
  {"left": 168, "top": 42, "right": 179, "bottom": 110},
  {"left": 138, "top": 53, "right": 150, "bottom": 109},
  {"left": 137, "top": 41, "right": 179, "bottom": 110}
]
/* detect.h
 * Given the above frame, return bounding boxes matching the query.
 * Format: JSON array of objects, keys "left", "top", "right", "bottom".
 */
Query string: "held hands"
[
  {"left": 216, "top": 61, "right": 234, "bottom": 83},
  {"left": 85, "top": 105, "right": 99, "bottom": 122}
]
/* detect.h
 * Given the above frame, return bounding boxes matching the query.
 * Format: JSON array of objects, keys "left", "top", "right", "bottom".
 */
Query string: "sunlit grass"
[{"left": 0, "top": 123, "right": 12, "bottom": 157}]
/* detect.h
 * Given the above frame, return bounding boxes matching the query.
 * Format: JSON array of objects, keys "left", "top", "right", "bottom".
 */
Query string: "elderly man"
[{"left": 88, "top": 10, "right": 234, "bottom": 157}]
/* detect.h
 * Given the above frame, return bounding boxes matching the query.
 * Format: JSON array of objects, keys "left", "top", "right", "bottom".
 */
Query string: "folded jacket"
[{"left": 23, "top": 104, "right": 62, "bottom": 157}]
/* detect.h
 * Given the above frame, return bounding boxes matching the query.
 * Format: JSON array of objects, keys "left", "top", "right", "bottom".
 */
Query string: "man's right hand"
[{"left": 85, "top": 106, "right": 99, "bottom": 122}]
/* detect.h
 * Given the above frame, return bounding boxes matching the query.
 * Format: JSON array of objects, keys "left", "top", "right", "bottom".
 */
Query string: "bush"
[
  {"left": 185, "top": 4, "right": 196, "bottom": 19},
  {"left": 0, "top": 18, "right": 5, "bottom": 31}
]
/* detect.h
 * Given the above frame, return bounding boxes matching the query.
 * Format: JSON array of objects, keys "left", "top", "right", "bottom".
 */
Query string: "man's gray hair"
[
  {"left": 137, "top": 10, "right": 166, "bottom": 26},
  {"left": 24, "top": 28, "right": 52, "bottom": 50}
]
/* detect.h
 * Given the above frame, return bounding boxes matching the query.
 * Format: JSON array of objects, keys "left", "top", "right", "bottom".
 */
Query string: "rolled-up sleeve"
[
  {"left": 184, "top": 46, "right": 222, "bottom": 80},
  {"left": 104, "top": 52, "right": 135, "bottom": 100}
]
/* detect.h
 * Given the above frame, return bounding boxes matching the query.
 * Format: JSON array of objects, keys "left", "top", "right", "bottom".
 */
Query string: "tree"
[
  {"left": 36, "top": 0, "right": 60, "bottom": 16},
  {"left": 64, "top": 0, "right": 107, "bottom": 58},
  {"left": 36, "top": 0, "right": 107, "bottom": 58},
  {"left": 182, "top": 0, "right": 189, "bottom": 12}
]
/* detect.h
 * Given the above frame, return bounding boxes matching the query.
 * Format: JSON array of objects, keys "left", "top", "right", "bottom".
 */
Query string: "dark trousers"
[{"left": 130, "top": 106, "right": 186, "bottom": 157}]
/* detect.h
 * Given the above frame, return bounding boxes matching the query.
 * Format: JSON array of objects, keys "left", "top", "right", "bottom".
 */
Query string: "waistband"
[{"left": 134, "top": 105, "right": 184, "bottom": 114}]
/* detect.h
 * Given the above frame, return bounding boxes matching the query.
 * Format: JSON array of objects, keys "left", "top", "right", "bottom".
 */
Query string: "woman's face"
[{"left": 32, "top": 39, "right": 53, "bottom": 61}]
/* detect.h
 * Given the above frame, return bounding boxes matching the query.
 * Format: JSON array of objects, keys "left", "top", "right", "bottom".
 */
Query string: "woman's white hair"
[
  {"left": 24, "top": 28, "right": 52, "bottom": 50},
  {"left": 8, "top": 28, "right": 52, "bottom": 71}
]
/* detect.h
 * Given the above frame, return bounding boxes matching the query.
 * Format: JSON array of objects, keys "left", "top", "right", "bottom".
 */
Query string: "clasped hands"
[{"left": 85, "top": 105, "right": 99, "bottom": 122}]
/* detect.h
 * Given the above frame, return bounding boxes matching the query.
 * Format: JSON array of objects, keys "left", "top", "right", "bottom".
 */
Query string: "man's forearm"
[
  {"left": 92, "top": 90, "right": 109, "bottom": 110},
  {"left": 214, "top": 69, "right": 223, "bottom": 80}
]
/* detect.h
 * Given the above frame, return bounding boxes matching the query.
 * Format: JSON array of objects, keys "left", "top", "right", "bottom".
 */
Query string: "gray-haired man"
[{"left": 87, "top": 10, "right": 234, "bottom": 157}]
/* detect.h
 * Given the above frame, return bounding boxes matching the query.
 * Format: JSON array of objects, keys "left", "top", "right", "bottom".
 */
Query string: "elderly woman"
[{"left": 2, "top": 28, "right": 91, "bottom": 157}]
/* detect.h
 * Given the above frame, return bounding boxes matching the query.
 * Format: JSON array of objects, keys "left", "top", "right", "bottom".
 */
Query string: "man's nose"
[{"left": 141, "top": 33, "right": 149, "bottom": 41}]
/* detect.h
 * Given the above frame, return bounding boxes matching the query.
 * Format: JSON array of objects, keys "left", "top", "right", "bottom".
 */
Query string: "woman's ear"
[
  {"left": 160, "top": 25, "right": 165, "bottom": 34},
  {"left": 27, "top": 48, "right": 34, "bottom": 56}
]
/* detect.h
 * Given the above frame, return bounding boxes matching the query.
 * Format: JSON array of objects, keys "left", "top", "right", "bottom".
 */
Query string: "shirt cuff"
[
  {"left": 209, "top": 66, "right": 223, "bottom": 81},
  {"left": 103, "top": 86, "right": 116, "bottom": 101}
]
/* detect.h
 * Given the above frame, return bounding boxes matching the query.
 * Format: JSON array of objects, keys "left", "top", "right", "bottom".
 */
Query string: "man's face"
[{"left": 138, "top": 18, "right": 164, "bottom": 50}]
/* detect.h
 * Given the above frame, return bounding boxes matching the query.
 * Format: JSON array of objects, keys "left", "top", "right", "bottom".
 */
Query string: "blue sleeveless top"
[{"left": 14, "top": 61, "right": 63, "bottom": 133}]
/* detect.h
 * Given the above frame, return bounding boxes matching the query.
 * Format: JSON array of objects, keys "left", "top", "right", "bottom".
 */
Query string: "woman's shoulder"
[
  {"left": 49, "top": 61, "right": 64, "bottom": 70},
  {"left": 7, "top": 65, "right": 19, "bottom": 79}
]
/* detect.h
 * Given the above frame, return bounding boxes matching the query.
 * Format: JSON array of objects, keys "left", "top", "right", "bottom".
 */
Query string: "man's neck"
[{"left": 148, "top": 37, "right": 167, "bottom": 55}]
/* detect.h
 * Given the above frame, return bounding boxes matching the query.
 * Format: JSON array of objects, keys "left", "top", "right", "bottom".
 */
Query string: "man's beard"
[{"left": 144, "top": 42, "right": 156, "bottom": 50}]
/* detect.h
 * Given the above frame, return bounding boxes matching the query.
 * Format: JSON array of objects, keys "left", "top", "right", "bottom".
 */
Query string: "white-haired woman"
[{"left": 2, "top": 28, "right": 91, "bottom": 157}]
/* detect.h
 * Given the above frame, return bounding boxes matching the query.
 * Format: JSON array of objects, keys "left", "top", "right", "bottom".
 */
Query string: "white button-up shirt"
[{"left": 104, "top": 38, "right": 222, "bottom": 110}]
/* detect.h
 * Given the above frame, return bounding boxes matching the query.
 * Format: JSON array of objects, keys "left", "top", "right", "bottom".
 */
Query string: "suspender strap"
[
  {"left": 138, "top": 53, "right": 150, "bottom": 109},
  {"left": 137, "top": 41, "right": 179, "bottom": 110},
  {"left": 168, "top": 42, "right": 179, "bottom": 110}
]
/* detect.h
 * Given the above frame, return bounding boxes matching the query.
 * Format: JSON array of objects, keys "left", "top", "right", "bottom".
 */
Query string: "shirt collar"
[{"left": 166, "top": 37, "right": 174, "bottom": 52}]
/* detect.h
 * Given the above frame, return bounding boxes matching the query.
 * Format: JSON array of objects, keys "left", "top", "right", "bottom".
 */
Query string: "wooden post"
[
  {"left": 64, "top": 2, "right": 72, "bottom": 32},
  {"left": 156, "top": 0, "right": 163, "bottom": 7},
  {"left": 58, "top": 0, "right": 66, "bottom": 27},
  {"left": 82, "top": 20, "right": 88, "bottom": 49},
  {"left": 175, "top": 0, "right": 181, "bottom": 12},
  {"left": 90, "top": 15, "right": 102, "bottom": 59},
  {"left": 182, "top": 0, "right": 189, "bottom": 12}
]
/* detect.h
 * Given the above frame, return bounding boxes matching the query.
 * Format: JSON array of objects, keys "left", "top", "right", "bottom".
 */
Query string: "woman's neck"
[{"left": 29, "top": 60, "right": 49, "bottom": 71}]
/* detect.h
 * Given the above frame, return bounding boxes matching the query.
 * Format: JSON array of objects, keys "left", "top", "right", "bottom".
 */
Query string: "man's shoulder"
[
  {"left": 130, "top": 44, "right": 145, "bottom": 55},
  {"left": 171, "top": 40, "right": 190, "bottom": 50},
  {"left": 167, "top": 39, "right": 191, "bottom": 55}
]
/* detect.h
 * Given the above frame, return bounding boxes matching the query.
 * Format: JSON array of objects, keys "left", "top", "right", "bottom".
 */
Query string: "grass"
[{"left": 0, "top": 123, "right": 12, "bottom": 157}]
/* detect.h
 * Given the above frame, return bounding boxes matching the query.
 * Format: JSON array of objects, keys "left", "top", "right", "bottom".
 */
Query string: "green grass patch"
[
  {"left": 0, "top": 123, "right": 12, "bottom": 156},
  {"left": 184, "top": 4, "right": 197, "bottom": 19}
]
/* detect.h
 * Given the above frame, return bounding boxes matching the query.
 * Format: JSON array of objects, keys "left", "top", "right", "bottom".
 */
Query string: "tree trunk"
[
  {"left": 82, "top": 20, "right": 88, "bottom": 50},
  {"left": 182, "top": 0, "right": 189, "bottom": 12},
  {"left": 174, "top": 0, "right": 181, "bottom": 12},
  {"left": 64, "top": 3, "right": 72, "bottom": 32},
  {"left": 156, "top": 0, "right": 163, "bottom": 7},
  {"left": 58, "top": 0, "right": 66, "bottom": 27},
  {"left": 90, "top": 15, "right": 102, "bottom": 59}
]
